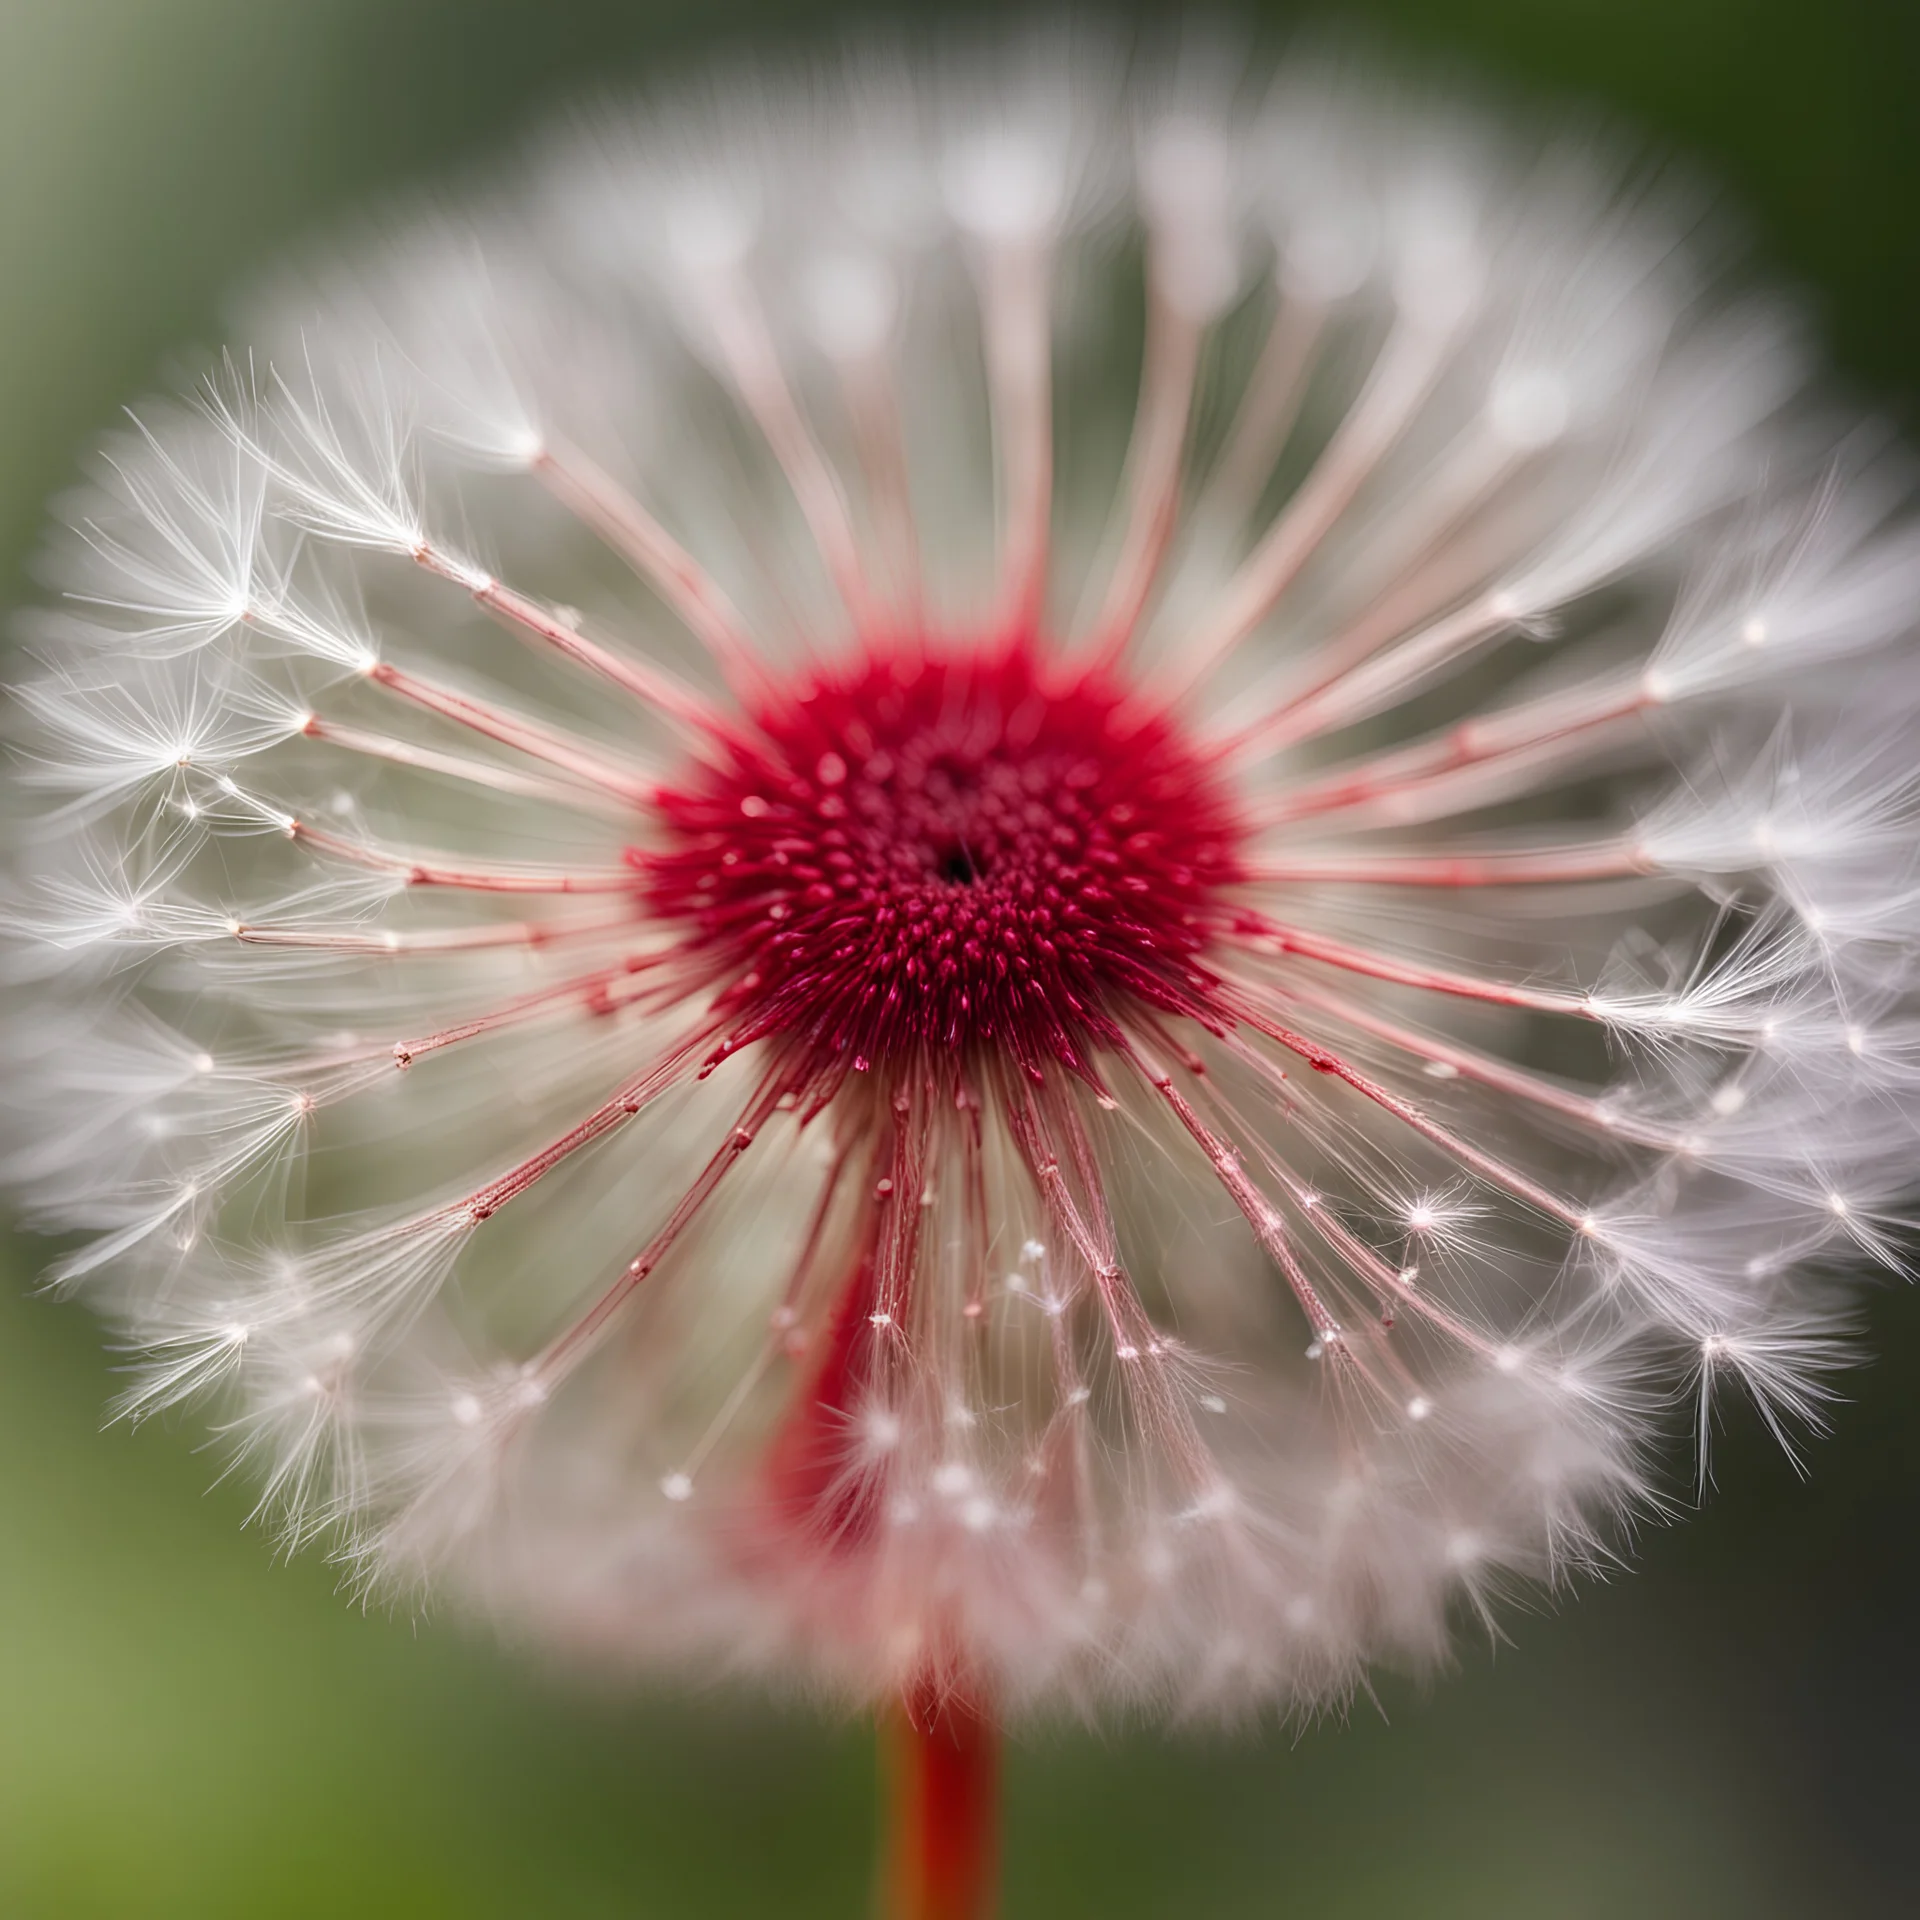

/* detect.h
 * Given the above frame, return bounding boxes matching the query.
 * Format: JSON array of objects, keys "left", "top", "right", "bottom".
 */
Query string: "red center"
[{"left": 637, "top": 639, "right": 1246, "bottom": 1090}]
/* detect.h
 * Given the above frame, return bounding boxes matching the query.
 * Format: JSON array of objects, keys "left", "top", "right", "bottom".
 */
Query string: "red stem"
[{"left": 880, "top": 1681, "right": 1001, "bottom": 1920}]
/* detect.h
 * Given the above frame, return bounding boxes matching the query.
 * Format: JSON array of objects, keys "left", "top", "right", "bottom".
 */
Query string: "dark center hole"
[{"left": 936, "top": 842, "right": 984, "bottom": 885}]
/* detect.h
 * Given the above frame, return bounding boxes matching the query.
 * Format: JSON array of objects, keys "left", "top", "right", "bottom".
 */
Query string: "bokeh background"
[{"left": 2, "top": 2, "right": 1917, "bottom": 1914}]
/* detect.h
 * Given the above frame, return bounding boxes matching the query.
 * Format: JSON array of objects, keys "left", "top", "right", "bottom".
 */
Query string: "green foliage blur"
[{"left": 2, "top": 3, "right": 1916, "bottom": 1913}]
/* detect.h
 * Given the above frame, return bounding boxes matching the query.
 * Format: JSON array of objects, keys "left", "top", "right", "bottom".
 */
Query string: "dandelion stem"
[{"left": 880, "top": 1681, "right": 1001, "bottom": 1920}]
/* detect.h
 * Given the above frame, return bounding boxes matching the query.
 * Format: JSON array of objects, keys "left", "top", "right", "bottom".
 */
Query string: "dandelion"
[{"left": 7, "top": 30, "right": 1920, "bottom": 1916}]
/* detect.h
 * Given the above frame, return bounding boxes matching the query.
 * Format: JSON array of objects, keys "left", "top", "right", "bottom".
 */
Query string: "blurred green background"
[{"left": 3, "top": 1, "right": 1917, "bottom": 1914}]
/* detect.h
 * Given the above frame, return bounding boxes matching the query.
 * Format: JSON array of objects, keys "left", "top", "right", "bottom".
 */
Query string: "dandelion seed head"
[{"left": 5, "top": 31, "right": 1918, "bottom": 1725}]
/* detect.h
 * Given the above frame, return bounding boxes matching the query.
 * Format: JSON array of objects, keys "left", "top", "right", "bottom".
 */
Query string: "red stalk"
[{"left": 880, "top": 1681, "right": 1001, "bottom": 1920}]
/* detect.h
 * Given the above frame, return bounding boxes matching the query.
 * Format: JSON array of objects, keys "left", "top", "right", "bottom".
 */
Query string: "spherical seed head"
[{"left": 6, "top": 30, "right": 1920, "bottom": 1722}]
